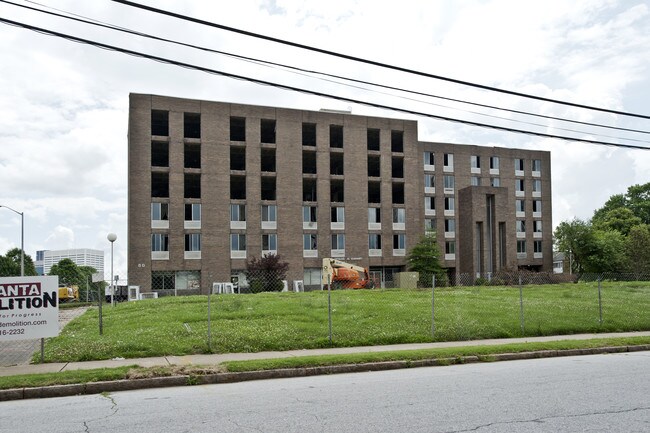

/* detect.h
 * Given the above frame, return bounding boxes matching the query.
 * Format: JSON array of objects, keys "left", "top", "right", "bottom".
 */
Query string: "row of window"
[
  {"left": 151, "top": 109, "right": 406, "bottom": 151},
  {"left": 424, "top": 153, "right": 542, "bottom": 175}
]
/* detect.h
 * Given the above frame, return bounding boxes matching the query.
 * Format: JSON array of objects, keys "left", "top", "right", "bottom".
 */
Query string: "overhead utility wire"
[
  {"left": 2, "top": 17, "right": 648, "bottom": 151},
  {"left": 110, "top": 0, "right": 650, "bottom": 120},
  {"left": 7, "top": 0, "right": 648, "bottom": 137}
]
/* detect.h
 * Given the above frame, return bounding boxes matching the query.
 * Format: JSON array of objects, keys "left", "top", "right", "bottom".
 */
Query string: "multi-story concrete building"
[
  {"left": 40, "top": 248, "right": 104, "bottom": 275},
  {"left": 128, "top": 94, "right": 552, "bottom": 293}
]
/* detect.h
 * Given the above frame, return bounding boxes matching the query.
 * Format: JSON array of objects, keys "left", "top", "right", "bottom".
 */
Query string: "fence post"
[
  {"left": 328, "top": 274, "right": 333, "bottom": 346},
  {"left": 519, "top": 275, "right": 525, "bottom": 336},
  {"left": 431, "top": 274, "right": 436, "bottom": 338},
  {"left": 98, "top": 283, "right": 103, "bottom": 335},
  {"left": 207, "top": 286, "right": 212, "bottom": 351},
  {"left": 598, "top": 275, "right": 603, "bottom": 325}
]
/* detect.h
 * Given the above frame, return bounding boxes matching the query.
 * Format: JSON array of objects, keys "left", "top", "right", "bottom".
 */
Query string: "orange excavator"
[{"left": 322, "top": 258, "right": 375, "bottom": 289}]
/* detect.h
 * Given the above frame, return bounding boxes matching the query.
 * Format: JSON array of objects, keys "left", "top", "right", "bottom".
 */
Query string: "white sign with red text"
[{"left": 0, "top": 276, "right": 59, "bottom": 341}]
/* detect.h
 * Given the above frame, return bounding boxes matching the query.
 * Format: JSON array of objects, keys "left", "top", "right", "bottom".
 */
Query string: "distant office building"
[
  {"left": 40, "top": 249, "right": 104, "bottom": 275},
  {"left": 128, "top": 94, "right": 552, "bottom": 293},
  {"left": 34, "top": 250, "right": 45, "bottom": 275}
]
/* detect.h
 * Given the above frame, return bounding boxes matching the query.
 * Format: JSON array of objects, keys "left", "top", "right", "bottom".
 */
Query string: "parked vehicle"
[
  {"left": 58, "top": 285, "right": 79, "bottom": 303},
  {"left": 322, "top": 258, "right": 374, "bottom": 289}
]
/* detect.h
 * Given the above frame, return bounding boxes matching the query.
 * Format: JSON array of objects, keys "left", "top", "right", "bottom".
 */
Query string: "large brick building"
[{"left": 128, "top": 93, "right": 552, "bottom": 293}]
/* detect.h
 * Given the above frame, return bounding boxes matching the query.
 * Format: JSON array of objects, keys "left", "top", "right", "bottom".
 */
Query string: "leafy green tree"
[
  {"left": 592, "top": 207, "right": 642, "bottom": 236},
  {"left": 625, "top": 224, "right": 650, "bottom": 273},
  {"left": 407, "top": 231, "right": 446, "bottom": 285},
  {"left": 585, "top": 230, "right": 627, "bottom": 273},
  {"left": 592, "top": 193, "right": 626, "bottom": 223},
  {"left": 245, "top": 254, "right": 289, "bottom": 293},
  {"left": 0, "top": 248, "right": 37, "bottom": 276},
  {"left": 49, "top": 258, "right": 85, "bottom": 287},
  {"left": 626, "top": 182, "right": 650, "bottom": 224},
  {"left": 553, "top": 219, "right": 597, "bottom": 275}
]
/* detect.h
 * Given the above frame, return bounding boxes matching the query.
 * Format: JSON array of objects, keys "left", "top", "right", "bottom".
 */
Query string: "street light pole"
[
  {"left": 107, "top": 233, "right": 117, "bottom": 306},
  {"left": 0, "top": 205, "right": 24, "bottom": 276}
]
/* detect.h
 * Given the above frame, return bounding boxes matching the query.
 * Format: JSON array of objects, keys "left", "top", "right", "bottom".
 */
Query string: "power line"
[
  {"left": 6, "top": 0, "right": 649, "bottom": 138},
  {"left": 110, "top": 0, "right": 650, "bottom": 120},
  {"left": 1, "top": 16, "right": 648, "bottom": 151}
]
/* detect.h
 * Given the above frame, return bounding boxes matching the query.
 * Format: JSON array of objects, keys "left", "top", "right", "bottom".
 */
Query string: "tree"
[
  {"left": 407, "top": 231, "right": 446, "bottom": 285},
  {"left": 49, "top": 258, "right": 85, "bottom": 287},
  {"left": 245, "top": 254, "right": 289, "bottom": 293},
  {"left": 553, "top": 219, "right": 597, "bottom": 275},
  {"left": 592, "top": 207, "right": 642, "bottom": 236},
  {"left": 0, "top": 248, "right": 37, "bottom": 276},
  {"left": 585, "top": 230, "right": 627, "bottom": 273},
  {"left": 626, "top": 182, "right": 650, "bottom": 225},
  {"left": 625, "top": 224, "right": 650, "bottom": 273},
  {"left": 592, "top": 193, "right": 626, "bottom": 223}
]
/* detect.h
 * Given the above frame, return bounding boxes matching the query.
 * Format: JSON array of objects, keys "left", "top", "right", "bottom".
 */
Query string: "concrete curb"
[{"left": 1, "top": 344, "right": 648, "bottom": 402}]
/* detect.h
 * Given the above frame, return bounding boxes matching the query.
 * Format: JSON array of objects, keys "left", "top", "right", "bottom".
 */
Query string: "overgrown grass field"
[{"left": 41, "top": 281, "right": 650, "bottom": 362}]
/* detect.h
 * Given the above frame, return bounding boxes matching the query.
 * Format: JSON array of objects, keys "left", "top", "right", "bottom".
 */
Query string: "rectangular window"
[
  {"left": 425, "top": 218, "right": 435, "bottom": 231},
  {"left": 331, "top": 234, "right": 345, "bottom": 250},
  {"left": 231, "top": 234, "right": 246, "bottom": 251},
  {"left": 471, "top": 176, "right": 481, "bottom": 186},
  {"left": 261, "top": 176, "right": 276, "bottom": 200},
  {"left": 517, "top": 240, "right": 526, "bottom": 253},
  {"left": 444, "top": 175, "right": 455, "bottom": 189},
  {"left": 391, "top": 130, "right": 404, "bottom": 152},
  {"left": 184, "top": 112, "right": 200, "bottom": 139},
  {"left": 185, "top": 233, "right": 201, "bottom": 252},
  {"left": 302, "top": 123, "right": 316, "bottom": 146},
  {"left": 368, "top": 207, "right": 381, "bottom": 223},
  {"left": 230, "top": 204, "right": 246, "bottom": 222},
  {"left": 330, "top": 153, "right": 344, "bottom": 175},
  {"left": 303, "top": 178, "right": 317, "bottom": 201},
  {"left": 367, "top": 128, "right": 380, "bottom": 151},
  {"left": 534, "top": 240, "right": 543, "bottom": 253},
  {"left": 534, "top": 220, "right": 542, "bottom": 233},
  {"left": 393, "top": 234, "right": 405, "bottom": 249},
  {"left": 261, "top": 148, "right": 276, "bottom": 172},
  {"left": 533, "top": 179, "right": 542, "bottom": 194},
  {"left": 533, "top": 200, "right": 542, "bottom": 214},
  {"left": 444, "top": 197, "right": 455, "bottom": 211},
  {"left": 425, "top": 196, "right": 436, "bottom": 212},
  {"left": 184, "top": 173, "right": 201, "bottom": 199},
  {"left": 230, "top": 175, "right": 246, "bottom": 200},
  {"left": 368, "top": 155, "right": 381, "bottom": 177},
  {"left": 491, "top": 177, "right": 501, "bottom": 187},
  {"left": 303, "top": 234, "right": 318, "bottom": 250},
  {"left": 490, "top": 156, "right": 500, "bottom": 170},
  {"left": 515, "top": 158, "right": 525, "bottom": 172},
  {"left": 331, "top": 180, "right": 344, "bottom": 202},
  {"left": 516, "top": 179, "right": 525, "bottom": 195},
  {"left": 262, "top": 205, "right": 277, "bottom": 222},
  {"left": 516, "top": 199, "right": 525, "bottom": 213},
  {"left": 532, "top": 159, "right": 541, "bottom": 172},
  {"left": 424, "top": 151, "right": 435, "bottom": 169},
  {"left": 185, "top": 203, "right": 200, "bottom": 221},
  {"left": 151, "top": 172, "right": 169, "bottom": 198},
  {"left": 230, "top": 146, "right": 246, "bottom": 171},
  {"left": 471, "top": 155, "right": 481, "bottom": 169},
  {"left": 151, "top": 233, "right": 169, "bottom": 251},
  {"left": 369, "top": 234, "right": 382, "bottom": 250},
  {"left": 230, "top": 117, "right": 246, "bottom": 141},
  {"left": 303, "top": 206, "right": 317, "bottom": 223},
  {"left": 330, "top": 125, "right": 343, "bottom": 148},
  {"left": 151, "top": 110, "right": 169, "bottom": 136},
  {"left": 392, "top": 157, "right": 404, "bottom": 178},
  {"left": 445, "top": 218, "right": 455, "bottom": 233},
  {"left": 302, "top": 150, "right": 317, "bottom": 174},
  {"left": 392, "top": 183, "right": 405, "bottom": 204},
  {"left": 260, "top": 119, "right": 276, "bottom": 144},
  {"left": 331, "top": 207, "right": 345, "bottom": 223},
  {"left": 262, "top": 233, "right": 277, "bottom": 251},
  {"left": 516, "top": 220, "right": 526, "bottom": 233},
  {"left": 393, "top": 207, "right": 405, "bottom": 224},
  {"left": 443, "top": 153, "right": 454, "bottom": 171},
  {"left": 151, "top": 141, "right": 169, "bottom": 167},
  {"left": 151, "top": 203, "right": 169, "bottom": 221},
  {"left": 368, "top": 181, "right": 381, "bottom": 204},
  {"left": 445, "top": 241, "right": 455, "bottom": 254},
  {"left": 425, "top": 174, "right": 435, "bottom": 188},
  {"left": 184, "top": 143, "right": 201, "bottom": 169}
]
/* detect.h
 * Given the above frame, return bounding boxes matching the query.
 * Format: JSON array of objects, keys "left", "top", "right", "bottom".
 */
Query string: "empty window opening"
[
  {"left": 368, "top": 155, "right": 381, "bottom": 177},
  {"left": 424, "top": 151, "right": 435, "bottom": 166},
  {"left": 367, "top": 128, "right": 380, "bottom": 151},
  {"left": 230, "top": 117, "right": 246, "bottom": 141},
  {"left": 391, "top": 130, "right": 404, "bottom": 152},
  {"left": 261, "top": 177, "right": 276, "bottom": 200},
  {"left": 392, "top": 157, "right": 404, "bottom": 178},
  {"left": 330, "top": 153, "right": 344, "bottom": 175},
  {"left": 184, "top": 143, "right": 201, "bottom": 169},
  {"left": 185, "top": 234, "right": 201, "bottom": 252},
  {"left": 368, "top": 207, "right": 381, "bottom": 223},
  {"left": 392, "top": 183, "right": 404, "bottom": 204},
  {"left": 303, "top": 178, "right": 317, "bottom": 201},
  {"left": 302, "top": 123, "right": 316, "bottom": 146},
  {"left": 230, "top": 146, "right": 246, "bottom": 171},
  {"left": 303, "top": 206, "right": 317, "bottom": 223},
  {"left": 151, "top": 172, "right": 169, "bottom": 198},
  {"left": 303, "top": 150, "right": 317, "bottom": 174},
  {"left": 331, "top": 206, "right": 345, "bottom": 223},
  {"left": 230, "top": 175, "right": 246, "bottom": 199},
  {"left": 152, "top": 202, "right": 169, "bottom": 221},
  {"left": 368, "top": 181, "right": 381, "bottom": 204},
  {"left": 151, "top": 110, "right": 169, "bottom": 136},
  {"left": 151, "top": 141, "right": 169, "bottom": 167},
  {"left": 261, "top": 148, "right": 276, "bottom": 172},
  {"left": 330, "top": 125, "right": 343, "bottom": 148},
  {"left": 261, "top": 119, "right": 276, "bottom": 144},
  {"left": 184, "top": 173, "right": 201, "bottom": 199},
  {"left": 185, "top": 203, "right": 201, "bottom": 221},
  {"left": 331, "top": 180, "right": 344, "bottom": 202},
  {"left": 184, "top": 112, "right": 200, "bottom": 139}
]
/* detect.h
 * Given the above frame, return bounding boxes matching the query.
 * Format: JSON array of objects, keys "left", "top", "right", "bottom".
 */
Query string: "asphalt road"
[{"left": 1, "top": 351, "right": 648, "bottom": 433}]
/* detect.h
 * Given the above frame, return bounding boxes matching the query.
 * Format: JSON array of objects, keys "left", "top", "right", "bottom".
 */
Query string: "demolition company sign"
[{"left": 0, "top": 276, "right": 59, "bottom": 341}]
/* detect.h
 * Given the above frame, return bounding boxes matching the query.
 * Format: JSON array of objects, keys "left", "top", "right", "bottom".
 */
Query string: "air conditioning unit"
[
  {"left": 293, "top": 280, "right": 304, "bottom": 292},
  {"left": 128, "top": 286, "right": 140, "bottom": 301},
  {"left": 139, "top": 292, "right": 158, "bottom": 300}
]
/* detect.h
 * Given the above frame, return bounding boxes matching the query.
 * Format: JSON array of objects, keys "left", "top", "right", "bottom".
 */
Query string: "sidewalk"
[{"left": 3, "top": 331, "right": 650, "bottom": 378}]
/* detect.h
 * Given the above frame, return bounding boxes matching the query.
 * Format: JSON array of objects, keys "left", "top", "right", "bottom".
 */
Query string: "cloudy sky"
[{"left": 0, "top": 0, "right": 649, "bottom": 282}]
